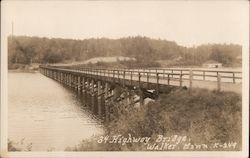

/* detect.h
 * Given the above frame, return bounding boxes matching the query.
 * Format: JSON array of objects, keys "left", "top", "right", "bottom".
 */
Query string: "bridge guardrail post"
[
  {"left": 138, "top": 72, "right": 141, "bottom": 87},
  {"left": 68, "top": 73, "right": 70, "bottom": 87},
  {"left": 73, "top": 75, "right": 76, "bottom": 89},
  {"left": 179, "top": 74, "right": 182, "bottom": 87},
  {"left": 130, "top": 71, "right": 133, "bottom": 86},
  {"left": 167, "top": 74, "right": 170, "bottom": 85},
  {"left": 156, "top": 73, "right": 159, "bottom": 94},
  {"left": 118, "top": 70, "right": 120, "bottom": 82},
  {"left": 233, "top": 72, "right": 235, "bottom": 83},
  {"left": 180, "top": 70, "right": 183, "bottom": 87},
  {"left": 112, "top": 70, "right": 115, "bottom": 83},
  {"left": 217, "top": 72, "right": 221, "bottom": 92},
  {"left": 189, "top": 70, "right": 193, "bottom": 91},
  {"left": 147, "top": 72, "right": 149, "bottom": 89},
  {"left": 123, "top": 71, "right": 126, "bottom": 87}
]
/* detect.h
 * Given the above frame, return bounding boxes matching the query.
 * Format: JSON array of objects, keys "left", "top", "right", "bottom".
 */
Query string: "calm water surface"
[{"left": 8, "top": 72, "right": 103, "bottom": 151}]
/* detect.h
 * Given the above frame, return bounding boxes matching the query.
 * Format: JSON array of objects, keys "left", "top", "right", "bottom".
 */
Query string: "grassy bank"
[
  {"left": 8, "top": 139, "right": 32, "bottom": 151},
  {"left": 66, "top": 88, "right": 241, "bottom": 151}
]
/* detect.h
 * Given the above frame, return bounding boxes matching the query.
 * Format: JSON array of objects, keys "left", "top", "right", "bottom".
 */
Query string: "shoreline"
[{"left": 8, "top": 69, "right": 39, "bottom": 73}]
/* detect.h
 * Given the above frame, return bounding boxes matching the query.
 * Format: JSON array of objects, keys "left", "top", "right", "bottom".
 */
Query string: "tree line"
[{"left": 8, "top": 35, "right": 242, "bottom": 67}]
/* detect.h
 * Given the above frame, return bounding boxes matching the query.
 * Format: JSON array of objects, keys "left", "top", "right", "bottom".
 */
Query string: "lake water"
[{"left": 8, "top": 72, "right": 104, "bottom": 151}]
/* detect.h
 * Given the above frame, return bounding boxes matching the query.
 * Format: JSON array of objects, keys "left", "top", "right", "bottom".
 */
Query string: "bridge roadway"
[
  {"left": 39, "top": 65, "right": 242, "bottom": 121},
  {"left": 40, "top": 65, "right": 242, "bottom": 94}
]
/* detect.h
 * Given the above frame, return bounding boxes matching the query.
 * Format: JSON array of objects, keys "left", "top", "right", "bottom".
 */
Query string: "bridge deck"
[{"left": 40, "top": 66, "right": 242, "bottom": 94}]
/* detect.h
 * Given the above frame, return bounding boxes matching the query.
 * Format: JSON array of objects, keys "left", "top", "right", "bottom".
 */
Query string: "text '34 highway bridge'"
[{"left": 39, "top": 65, "right": 242, "bottom": 122}]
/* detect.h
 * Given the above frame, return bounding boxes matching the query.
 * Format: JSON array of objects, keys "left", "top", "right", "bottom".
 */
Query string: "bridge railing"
[
  {"left": 41, "top": 65, "right": 242, "bottom": 92},
  {"left": 70, "top": 66, "right": 242, "bottom": 83}
]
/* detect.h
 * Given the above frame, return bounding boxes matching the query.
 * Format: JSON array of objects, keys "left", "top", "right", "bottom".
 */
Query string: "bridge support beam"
[
  {"left": 91, "top": 79, "right": 96, "bottom": 114},
  {"left": 39, "top": 66, "right": 165, "bottom": 123},
  {"left": 77, "top": 76, "right": 81, "bottom": 91},
  {"left": 68, "top": 74, "right": 71, "bottom": 88},
  {"left": 74, "top": 75, "right": 77, "bottom": 90},
  {"left": 86, "top": 79, "right": 91, "bottom": 108},
  {"left": 97, "top": 81, "right": 103, "bottom": 118},
  {"left": 66, "top": 73, "right": 69, "bottom": 86},
  {"left": 82, "top": 77, "right": 85, "bottom": 93},
  {"left": 104, "top": 82, "right": 110, "bottom": 122}
]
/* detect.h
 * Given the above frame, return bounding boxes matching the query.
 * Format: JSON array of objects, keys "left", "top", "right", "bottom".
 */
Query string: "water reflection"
[{"left": 8, "top": 72, "right": 103, "bottom": 151}]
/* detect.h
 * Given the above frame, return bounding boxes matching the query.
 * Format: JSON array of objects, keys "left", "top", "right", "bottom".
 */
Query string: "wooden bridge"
[{"left": 39, "top": 65, "right": 242, "bottom": 121}]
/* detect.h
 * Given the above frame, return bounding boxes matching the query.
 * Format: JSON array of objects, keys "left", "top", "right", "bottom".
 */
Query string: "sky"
[{"left": 2, "top": 0, "right": 249, "bottom": 47}]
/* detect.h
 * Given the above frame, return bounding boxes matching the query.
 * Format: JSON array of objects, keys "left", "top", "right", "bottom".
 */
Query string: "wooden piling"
[
  {"left": 91, "top": 79, "right": 96, "bottom": 114},
  {"left": 77, "top": 76, "right": 81, "bottom": 91},
  {"left": 82, "top": 77, "right": 85, "bottom": 93},
  {"left": 86, "top": 79, "right": 91, "bottom": 108},
  {"left": 104, "top": 82, "right": 109, "bottom": 122},
  {"left": 97, "top": 81, "right": 102, "bottom": 117}
]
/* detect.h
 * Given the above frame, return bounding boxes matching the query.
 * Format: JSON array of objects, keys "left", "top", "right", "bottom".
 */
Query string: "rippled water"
[{"left": 8, "top": 72, "right": 103, "bottom": 151}]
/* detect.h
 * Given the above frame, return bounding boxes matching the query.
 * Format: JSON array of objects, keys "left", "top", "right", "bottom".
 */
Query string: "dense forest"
[{"left": 8, "top": 36, "right": 242, "bottom": 68}]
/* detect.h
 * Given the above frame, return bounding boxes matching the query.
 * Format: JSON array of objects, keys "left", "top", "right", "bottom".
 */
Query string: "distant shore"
[
  {"left": 8, "top": 69, "right": 39, "bottom": 73},
  {"left": 8, "top": 63, "right": 40, "bottom": 73}
]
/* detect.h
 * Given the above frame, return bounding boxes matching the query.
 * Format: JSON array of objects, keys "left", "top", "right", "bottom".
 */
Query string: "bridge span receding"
[{"left": 39, "top": 65, "right": 242, "bottom": 121}]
